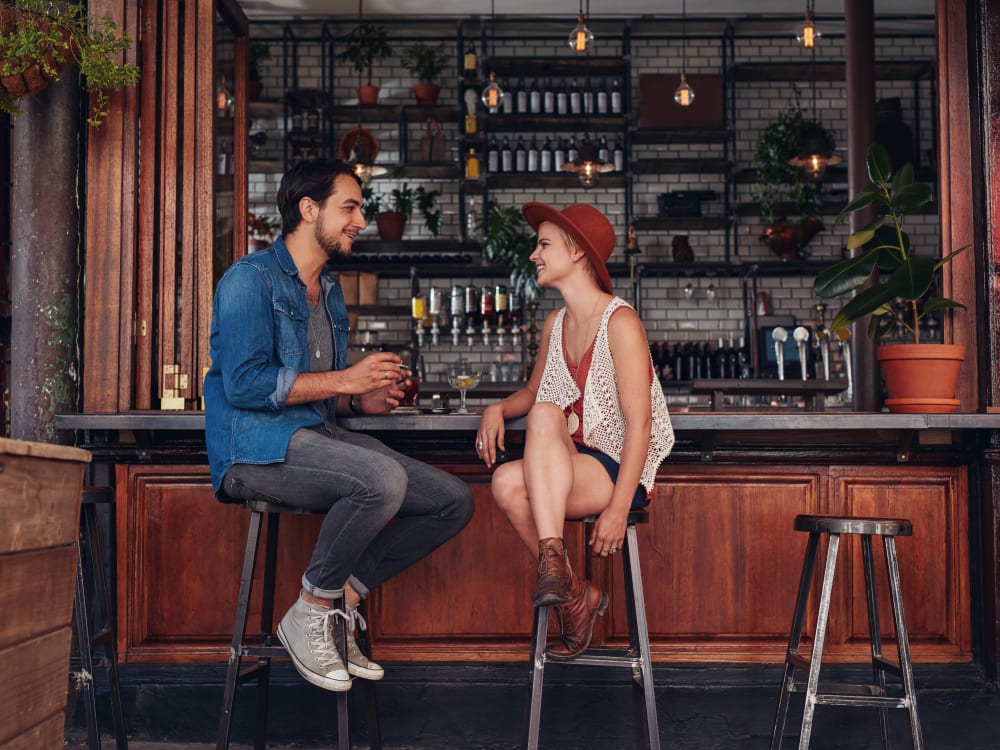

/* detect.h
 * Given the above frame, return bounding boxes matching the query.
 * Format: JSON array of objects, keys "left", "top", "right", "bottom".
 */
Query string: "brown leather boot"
[
  {"left": 546, "top": 576, "right": 609, "bottom": 659},
  {"left": 532, "top": 537, "right": 573, "bottom": 607}
]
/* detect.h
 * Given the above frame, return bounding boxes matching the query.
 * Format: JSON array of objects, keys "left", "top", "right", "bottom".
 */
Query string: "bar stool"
[
  {"left": 215, "top": 499, "right": 382, "bottom": 750},
  {"left": 770, "top": 515, "right": 923, "bottom": 750},
  {"left": 524, "top": 509, "right": 659, "bottom": 750},
  {"left": 71, "top": 486, "right": 128, "bottom": 750}
]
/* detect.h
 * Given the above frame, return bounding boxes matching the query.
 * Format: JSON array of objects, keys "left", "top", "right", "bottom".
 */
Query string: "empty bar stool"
[
  {"left": 215, "top": 499, "right": 382, "bottom": 750},
  {"left": 770, "top": 515, "right": 923, "bottom": 750},
  {"left": 524, "top": 509, "right": 659, "bottom": 750},
  {"left": 72, "top": 485, "right": 128, "bottom": 750}
]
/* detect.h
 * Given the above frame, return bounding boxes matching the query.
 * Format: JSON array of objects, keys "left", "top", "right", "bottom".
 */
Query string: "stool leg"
[
  {"left": 522, "top": 604, "right": 549, "bottom": 750},
  {"left": 883, "top": 536, "right": 924, "bottom": 750},
  {"left": 252, "top": 513, "right": 281, "bottom": 750},
  {"left": 216, "top": 509, "right": 264, "bottom": 750},
  {"left": 771, "top": 531, "right": 821, "bottom": 750},
  {"left": 798, "top": 532, "right": 841, "bottom": 750},
  {"left": 82, "top": 502, "right": 128, "bottom": 750},
  {"left": 331, "top": 593, "right": 351, "bottom": 750},
  {"left": 860, "top": 534, "right": 891, "bottom": 750},
  {"left": 622, "top": 523, "right": 660, "bottom": 750},
  {"left": 74, "top": 535, "right": 100, "bottom": 750},
  {"left": 356, "top": 601, "right": 383, "bottom": 750}
]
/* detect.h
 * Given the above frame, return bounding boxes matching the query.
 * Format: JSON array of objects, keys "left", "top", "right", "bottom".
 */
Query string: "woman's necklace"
[{"left": 565, "top": 296, "right": 604, "bottom": 433}]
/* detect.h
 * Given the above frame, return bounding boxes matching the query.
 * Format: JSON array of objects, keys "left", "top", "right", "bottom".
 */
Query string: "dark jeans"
[{"left": 223, "top": 424, "right": 474, "bottom": 598}]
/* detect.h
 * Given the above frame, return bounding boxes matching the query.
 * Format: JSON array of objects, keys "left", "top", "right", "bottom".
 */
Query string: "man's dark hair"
[{"left": 276, "top": 159, "right": 361, "bottom": 235}]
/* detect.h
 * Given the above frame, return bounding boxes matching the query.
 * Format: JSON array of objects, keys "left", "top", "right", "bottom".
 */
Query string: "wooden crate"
[{"left": 0, "top": 438, "right": 90, "bottom": 750}]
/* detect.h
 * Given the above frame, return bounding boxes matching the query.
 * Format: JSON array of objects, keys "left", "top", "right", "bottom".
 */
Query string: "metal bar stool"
[
  {"left": 72, "top": 486, "right": 128, "bottom": 750},
  {"left": 770, "top": 515, "right": 923, "bottom": 750},
  {"left": 523, "top": 509, "right": 659, "bottom": 750},
  {"left": 215, "top": 499, "right": 382, "bottom": 750}
]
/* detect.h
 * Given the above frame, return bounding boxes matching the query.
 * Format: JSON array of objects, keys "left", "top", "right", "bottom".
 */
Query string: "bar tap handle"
[
  {"left": 838, "top": 329, "right": 853, "bottom": 402},
  {"left": 772, "top": 326, "right": 788, "bottom": 381},
  {"left": 793, "top": 326, "right": 809, "bottom": 381}
]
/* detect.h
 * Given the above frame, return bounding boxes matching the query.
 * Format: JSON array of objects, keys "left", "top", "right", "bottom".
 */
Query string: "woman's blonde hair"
[{"left": 555, "top": 226, "right": 599, "bottom": 287}]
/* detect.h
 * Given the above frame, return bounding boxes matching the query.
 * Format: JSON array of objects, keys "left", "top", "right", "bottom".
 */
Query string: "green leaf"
[
  {"left": 891, "top": 162, "right": 915, "bottom": 192},
  {"left": 838, "top": 283, "right": 898, "bottom": 323},
  {"left": 881, "top": 255, "right": 936, "bottom": 301},
  {"left": 936, "top": 244, "right": 969, "bottom": 269},
  {"left": 890, "top": 182, "right": 933, "bottom": 214},
  {"left": 866, "top": 142, "right": 892, "bottom": 184},
  {"left": 922, "top": 297, "right": 966, "bottom": 313},
  {"left": 846, "top": 227, "right": 875, "bottom": 250},
  {"left": 813, "top": 248, "right": 879, "bottom": 298}
]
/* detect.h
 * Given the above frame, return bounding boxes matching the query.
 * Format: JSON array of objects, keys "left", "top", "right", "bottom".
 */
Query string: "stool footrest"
[
  {"left": 813, "top": 692, "right": 912, "bottom": 710},
  {"left": 786, "top": 652, "right": 810, "bottom": 671},
  {"left": 240, "top": 644, "right": 287, "bottom": 658},
  {"left": 553, "top": 651, "right": 642, "bottom": 669}
]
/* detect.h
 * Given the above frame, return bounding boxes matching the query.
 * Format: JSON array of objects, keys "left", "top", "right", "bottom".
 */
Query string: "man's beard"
[{"left": 315, "top": 222, "right": 348, "bottom": 259}]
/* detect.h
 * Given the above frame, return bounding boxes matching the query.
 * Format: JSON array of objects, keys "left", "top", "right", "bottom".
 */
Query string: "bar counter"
[{"left": 55, "top": 410, "right": 1000, "bottom": 669}]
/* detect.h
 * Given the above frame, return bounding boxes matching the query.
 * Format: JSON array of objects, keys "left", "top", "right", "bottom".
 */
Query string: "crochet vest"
[{"left": 535, "top": 297, "right": 675, "bottom": 492}]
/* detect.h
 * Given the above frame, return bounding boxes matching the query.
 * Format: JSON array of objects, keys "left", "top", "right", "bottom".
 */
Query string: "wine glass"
[{"left": 446, "top": 370, "right": 482, "bottom": 414}]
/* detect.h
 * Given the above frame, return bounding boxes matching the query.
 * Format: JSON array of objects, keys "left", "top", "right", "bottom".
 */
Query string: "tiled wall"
[{"left": 245, "top": 18, "right": 938, "bottom": 401}]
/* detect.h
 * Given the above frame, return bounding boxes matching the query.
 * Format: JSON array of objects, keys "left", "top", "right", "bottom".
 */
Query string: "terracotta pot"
[
  {"left": 375, "top": 211, "right": 407, "bottom": 241},
  {"left": 877, "top": 343, "right": 966, "bottom": 413},
  {"left": 412, "top": 83, "right": 440, "bottom": 105},
  {"left": 357, "top": 84, "right": 380, "bottom": 106}
]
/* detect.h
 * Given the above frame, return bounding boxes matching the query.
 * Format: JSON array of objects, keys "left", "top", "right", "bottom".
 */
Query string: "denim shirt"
[{"left": 204, "top": 236, "right": 350, "bottom": 494}]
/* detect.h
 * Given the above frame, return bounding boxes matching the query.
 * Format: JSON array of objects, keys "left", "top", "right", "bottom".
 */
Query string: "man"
[{"left": 204, "top": 159, "right": 474, "bottom": 692}]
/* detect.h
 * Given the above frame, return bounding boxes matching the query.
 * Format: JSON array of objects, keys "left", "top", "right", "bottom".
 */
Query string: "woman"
[{"left": 476, "top": 202, "right": 674, "bottom": 659}]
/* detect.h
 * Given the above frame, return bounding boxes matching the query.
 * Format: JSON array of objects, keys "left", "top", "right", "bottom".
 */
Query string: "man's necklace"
[{"left": 308, "top": 300, "right": 322, "bottom": 360}]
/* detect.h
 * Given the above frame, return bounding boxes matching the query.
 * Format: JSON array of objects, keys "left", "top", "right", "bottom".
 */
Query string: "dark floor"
[{"left": 64, "top": 663, "right": 1000, "bottom": 749}]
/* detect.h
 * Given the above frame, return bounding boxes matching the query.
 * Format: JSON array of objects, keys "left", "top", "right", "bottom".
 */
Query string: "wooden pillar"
[
  {"left": 844, "top": 0, "right": 879, "bottom": 412},
  {"left": 8, "top": 71, "right": 80, "bottom": 443}
]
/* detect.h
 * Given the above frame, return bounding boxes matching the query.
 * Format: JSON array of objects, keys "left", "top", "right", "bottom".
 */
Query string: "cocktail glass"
[{"left": 446, "top": 370, "right": 482, "bottom": 414}]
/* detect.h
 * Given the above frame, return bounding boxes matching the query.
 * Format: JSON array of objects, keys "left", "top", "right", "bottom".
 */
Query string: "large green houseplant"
[
  {"left": 336, "top": 23, "right": 392, "bottom": 105},
  {"left": 478, "top": 199, "right": 540, "bottom": 302},
  {"left": 813, "top": 141, "right": 968, "bottom": 412},
  {"left": 403, "top": 41, "right": 448, "bottom": 105},
  {"left": 0, "top": 0, "right": 139, "bottom": 126},
  {"left": 752, "top": 98, "right": 833, "bottom": 259}
]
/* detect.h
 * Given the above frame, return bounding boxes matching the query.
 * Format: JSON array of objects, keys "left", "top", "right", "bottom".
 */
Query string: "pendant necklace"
[
  {"left": 307, "top": 300, "right": 322, "bottom": 360},
  {"left": 565, "top": 297, "right": 604, "bottom": 434}
]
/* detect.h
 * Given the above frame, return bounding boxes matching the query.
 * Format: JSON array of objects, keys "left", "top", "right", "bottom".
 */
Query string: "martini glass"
[{"left": 446, "top": 370, "right": 482, "bottom": 414}]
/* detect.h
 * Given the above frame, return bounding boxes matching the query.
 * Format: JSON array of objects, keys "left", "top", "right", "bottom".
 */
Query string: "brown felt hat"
[{"left": 522, "top": 202, "right": 615, "bottom": 294}]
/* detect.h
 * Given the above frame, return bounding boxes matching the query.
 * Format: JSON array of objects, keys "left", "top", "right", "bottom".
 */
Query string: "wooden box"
[{"left": 0, "top": 438, "right": 90, "bottom": 750}]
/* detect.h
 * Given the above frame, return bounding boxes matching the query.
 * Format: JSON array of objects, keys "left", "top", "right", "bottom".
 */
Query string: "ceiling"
[{"left": 239, "top": 1, "right": 935, "bottom": 21}]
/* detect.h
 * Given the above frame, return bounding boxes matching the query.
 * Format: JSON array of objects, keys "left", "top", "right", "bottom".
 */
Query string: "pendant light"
[
  {"left": 674, "top": 0, "right": 694, "bottom": 107},
  {"left": 560, "top": 137, "right": 614, "bottom": 188},
  {"left": 568, "top": 0, "right": 594, "bottom": 54},
  {"left": 796, "top": 1, "right": 821, "bottom": 49},
  {"left": 480, "top": 0, "right": 504, "bottom": 110},
  {"left": 788, "top": 44, "right": 840, "bottom": 181}
]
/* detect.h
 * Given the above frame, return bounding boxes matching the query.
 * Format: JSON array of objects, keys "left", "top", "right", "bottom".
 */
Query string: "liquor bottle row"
[
  {"left": 411, "top": 283, "right": 525, "bottom": 348},
  {"left": 486, "top": 77, "right": 625, "bottom": 117},
  {"left": 478, "top": 134, "right": 625, "bottom": 174},
  {"left": 652, "top": 338, "right": 752, "bottom": 382}
]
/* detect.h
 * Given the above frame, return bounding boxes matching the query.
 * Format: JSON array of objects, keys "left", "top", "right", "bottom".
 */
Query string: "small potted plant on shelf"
[
  {"left": 0, "top": 0, "right": 140, "bottom": 126},
  {"left": 365, "top": 182, "right": 441, "bottom": 241},
  {"left": 247, "top": 41, "right": 271, "bottom": 101},
  {"left": 403, "top": 41, "right": 448, "bottom": 105},
  {"left": 478, "top": 199, "right": 541, "bottom": 302},
  {"left": 247, "top": 211, "right": 279, "bottom": 252},
  {"left": 336, "top": 22, "right": 392, "bottom": 106},
  {"left": 751, "top": 97, "right": 833, "bottom": 261},
  {"left": 812, "top": 142, "right": 968, "bottom": 413}
]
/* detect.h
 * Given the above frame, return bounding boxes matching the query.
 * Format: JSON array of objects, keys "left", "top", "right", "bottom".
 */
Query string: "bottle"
[
  {"left": 501, "top": 79, "right": 514, "bottom": 113},
  {"left": 465, "top": 148, "right": 480, "bottom": 179},
  {"left": 487, "top": 135, "right": 499, "bottom": 173},
  {"left": 529, "top": 78, "right": 541, "bottom": 113},
  {"left": 569, "top": 80, "right": 581, "bottom": 114},
  {"left": 583, "top": 77, "right": 594, "bottom": 114},
  {"left": 612, "top": 135, "right": 625, "bottom": 172},
  {"left": 596, "top": 78, "right": 608, "bottom": 114},
  {"left": 527, "top": 136, "right": 539, "bottom": 172},
  {"left": 543, "top": 78, "right": 555, "bottom": 113},
  {"left": 726, "top": 335, "right": 738, "bottom": 380},
  {"left": 516, "top": 78, "right": 527, "bottom": 113},
  {"left": 714, "top": 337, "right": 727, "bottom": 379},
  {"left": 553, "top": 136, "right": 567, "bottom": 171},
  {"left": 597, "top": 135, "right": 610, "bottom": 163},
  {"left": 514, "top": 135, "right": 527, "bottom": 172},
  {"left": 494, "top": 283, "right": 509, "bottom": 332},
  {"left": 540, "top": 137, "right": 553, "bottom": 172},
  {"left": 556, "top": 80, "right": 568, "bottom": 115},
  {"left": 463, "top": 42, "right": 477, "bottom": 78},
  {"left": 500, "top": 136, "right": 513, "bottom": 172},
  {"left": 567, "top": 135, "right": 578, "bottom": 163},
  {"left": 738, "top": 336, "right": 751, "bottom": 379},
  {"left": 672, "top": 343, "right": 684, "bottom": 382},
  {"left": 610, "top": 78, "right": 622, "bottom": 113}
]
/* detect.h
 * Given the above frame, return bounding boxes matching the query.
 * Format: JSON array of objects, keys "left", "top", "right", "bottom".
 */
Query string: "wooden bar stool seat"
[
  {"left": 72, "top": 485, "right": 128, "bottom": 750},
  {"left": 215, "top": 499, "right": 382, "bottom": 750},
  {"left": 770, "top": 514, "right": 923, "bottom": 749},
  {"left": 524, "top": 509, "right": 659, "bottom": 750}
]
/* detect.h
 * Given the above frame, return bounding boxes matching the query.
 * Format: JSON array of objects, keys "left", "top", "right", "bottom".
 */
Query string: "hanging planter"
[{"left": 0, "top": 6, "right": 69, "bottom": 102}]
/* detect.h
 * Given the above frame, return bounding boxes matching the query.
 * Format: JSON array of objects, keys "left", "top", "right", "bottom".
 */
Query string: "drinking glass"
[{"left": 446, "top": 370, "right": 482, "bottom": 414}]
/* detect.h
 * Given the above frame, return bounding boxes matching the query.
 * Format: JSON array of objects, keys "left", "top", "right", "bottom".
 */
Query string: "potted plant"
[
  {"left": 365, "top": 182, "right": 441, "bottom": 241},
  {"left": 247, "top": 41, "right": 271, "bottom": 101},
  {"left": 751, "top": 97, "right": 833, "bottom": 260},
  {"left": 336, "top": 23, "right": 392, "bottom": 106},
  {"left": 403, "top": 41, "right": 448, "bottom": 105},
  {"left": 478, "top": 199, "right": 540, "bottom": 302},
  {"left": 0, "top": 0, "right": 139, "bottom": 127},
  {"left": 812, "top": 142, "right": 968, "bottom": 413},
  {"left": 247, "top": 211, "right": 279, "bottom": 252}
]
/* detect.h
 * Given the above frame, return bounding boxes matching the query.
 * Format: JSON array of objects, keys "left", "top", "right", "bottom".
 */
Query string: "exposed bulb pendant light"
[
  {"left": 674, "top": 0, "right": 695, "bottom": 107},
  {"left": 788, "top": 43, "right": 840, "bottom": 181},
  {"left": 480, "top": 0, "right": 504, "bottom": 110},
  {"left": 796, "top": 2, "right": 821, "bottom": 48},
  {"left": 560, "top": 137, "right": 613, "bottom": 188},
  {"left": 568, "top": 1, "right": 594, "bottom": 54}
]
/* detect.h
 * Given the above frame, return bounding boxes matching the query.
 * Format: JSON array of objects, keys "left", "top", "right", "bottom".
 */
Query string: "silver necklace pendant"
[{"left": 315, "top": 348, "right": 321, "bottom": 359}]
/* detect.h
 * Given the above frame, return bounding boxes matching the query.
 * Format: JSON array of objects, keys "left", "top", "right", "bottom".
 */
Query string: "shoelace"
[
  {"left": 343, "top": 605, "right": 371, "bottom": 663},
  {"left": 305, "top": 606, "right": 351, "bottom": 668}
]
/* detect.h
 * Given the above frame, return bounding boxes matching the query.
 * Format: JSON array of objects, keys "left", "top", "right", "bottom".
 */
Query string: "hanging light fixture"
[
  {"left": 340, "top": 126, "right": 387, "bottom": 185},
  {"left": 561, "top": 138, "right": 614, "bottom": 188},
  {"left": 568, "top": 0, "right": 594, "bottom": 54},
  {"left": 674, "top": 0, "right": 694, "bottom": 107},
  {"left": 480, "top": 0, "right": 504, "bottom": 110},
  {"left": 788, "top": 44, "right": 840, "bottom": 180},
  {"left": 796, "top": 1, "right": 821, "bottom": 48}
]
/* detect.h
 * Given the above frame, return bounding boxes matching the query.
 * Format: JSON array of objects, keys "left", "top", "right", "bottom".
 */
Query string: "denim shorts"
[{"left": 574, "top": 442, "right": 650, "bottom": 510}]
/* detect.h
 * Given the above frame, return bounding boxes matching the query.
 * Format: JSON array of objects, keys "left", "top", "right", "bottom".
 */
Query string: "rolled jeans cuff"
[
  {"left": 300, "top": 573, "right": 344, "bottom": 600},
  {"left": 348, "top": 574, "right": 370, "bottom": 598}
]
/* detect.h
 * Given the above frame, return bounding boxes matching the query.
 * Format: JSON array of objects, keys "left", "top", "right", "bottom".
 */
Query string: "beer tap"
[
  {"left": 772, "top": 326, "right": 788, "bottom": 381},
  {"left": 793, "top": 326, "right": 810, "bottom": 381}
]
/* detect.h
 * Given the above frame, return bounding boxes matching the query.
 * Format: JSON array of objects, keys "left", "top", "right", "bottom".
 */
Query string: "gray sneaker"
[
  {"left": 277, "top": 596, "right": 352, "bottom": 692},
  {"left": 344, "top": 605, "right": 384, "bottom": 681}
]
